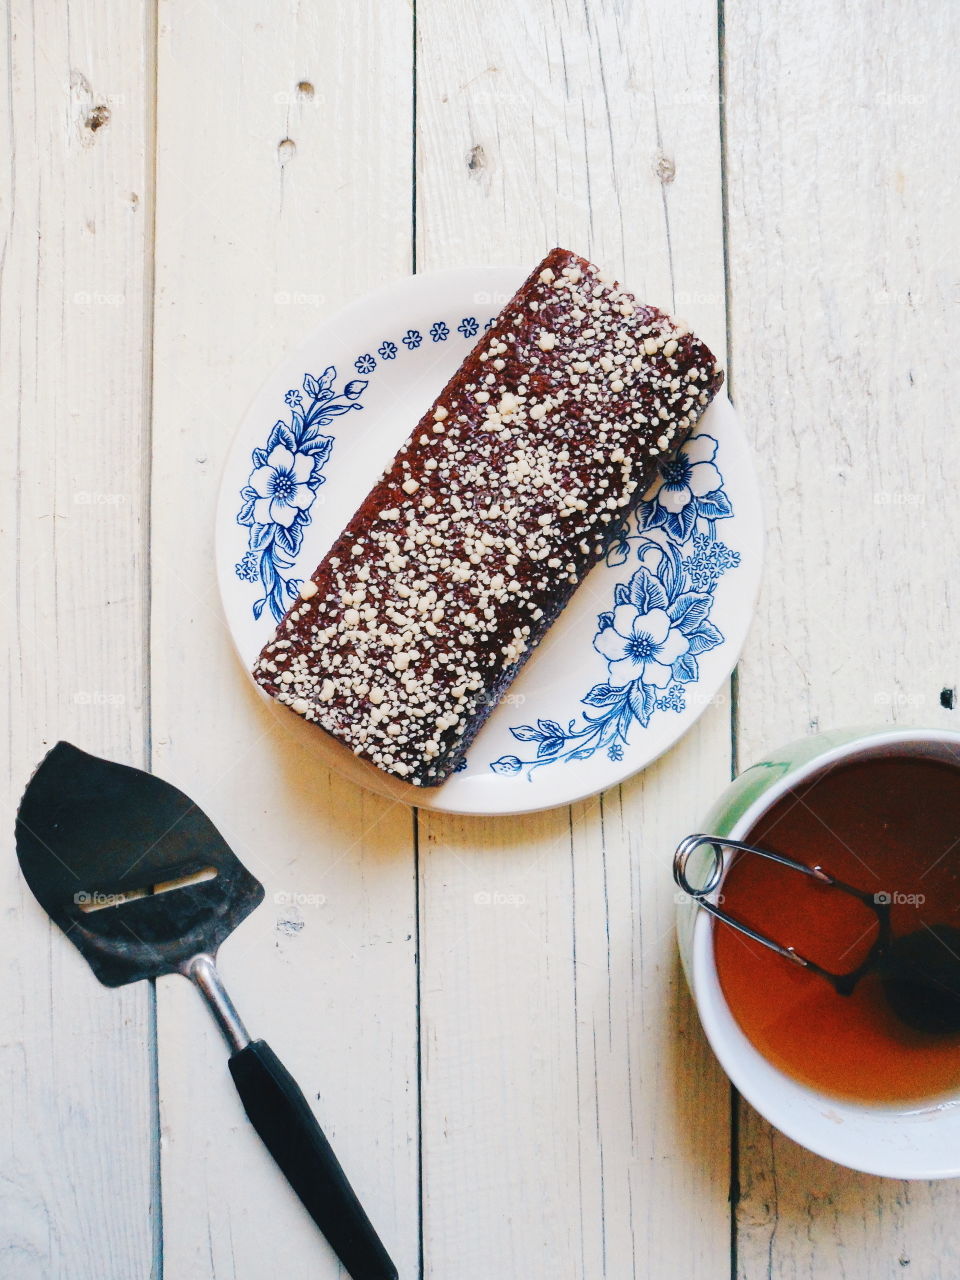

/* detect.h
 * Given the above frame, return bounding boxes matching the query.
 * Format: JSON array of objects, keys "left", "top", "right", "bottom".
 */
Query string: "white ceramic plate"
[{"left": 216, "top": 267, "right": 763, "bottom": 815}]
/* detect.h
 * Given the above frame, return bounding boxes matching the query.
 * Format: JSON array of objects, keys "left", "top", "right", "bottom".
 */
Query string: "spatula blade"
[{"left": 16, "top": 742, "right": 264, "bottom": 986}]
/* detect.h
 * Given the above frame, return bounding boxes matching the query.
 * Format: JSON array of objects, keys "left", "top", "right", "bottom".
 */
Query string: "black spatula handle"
[{"left": 228, "top": 1039, "right": 398, "bottom": 1280}]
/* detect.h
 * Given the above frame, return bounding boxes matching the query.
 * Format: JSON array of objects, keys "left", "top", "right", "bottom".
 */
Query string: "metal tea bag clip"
[{"left": 673, "top": 834, "right": 892, "bottom": 997}]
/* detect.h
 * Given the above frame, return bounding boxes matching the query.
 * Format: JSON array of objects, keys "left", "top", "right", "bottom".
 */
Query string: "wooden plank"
[
  {"left": 0, "top": 2, "right": 156, "bottom": 1276},
  {"left": 150, "top": 2, "right": 417, "bottom": 1276},
  {"left": 724, "top": 1, "right": 960, "bottom": 1274},
  {"left": 415, "top": 2, "right": 732, "bottom": 1275}
]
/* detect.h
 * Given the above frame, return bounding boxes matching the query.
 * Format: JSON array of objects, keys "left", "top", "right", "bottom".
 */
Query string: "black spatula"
[{"left": 16, "top": 741, "right": 398, "bottom": 1280}]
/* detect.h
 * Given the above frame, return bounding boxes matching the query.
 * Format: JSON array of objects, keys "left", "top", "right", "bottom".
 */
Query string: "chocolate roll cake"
[{"left": 253, "top": 247, "right": 724, "bottom": 785}]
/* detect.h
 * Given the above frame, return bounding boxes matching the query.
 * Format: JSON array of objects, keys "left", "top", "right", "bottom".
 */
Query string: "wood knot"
[
  {"left": 654, "top": 153, "right": 676, "bottom": 184},
  {"left": 85, "top": 103, "right": 111, "bottom": 133},
  {"left": 467, "top": 144, "right": 486, "bottom": 173}
]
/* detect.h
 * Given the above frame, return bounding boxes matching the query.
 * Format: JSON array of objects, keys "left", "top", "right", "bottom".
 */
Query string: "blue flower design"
[
  {"left": 235, "top": 550, "right": 260, "bottom": 583},
  {"left": 594, "top": 600, "right": 688, "bottom": 689},
  {"left": 236, "top": 366, "right": 368, "bottom": 622},
  {"left": 494, "top": 430, "right": 738, "bottom": 779},
  {"left": 686, "top": 533, "right": 741, "bottom": 591},
  {"left": 638, "top": 434, "right": 732, "bottom": 543},
  {"left": 354, "top": 353, "right": 376, "bottom": 374},
  {"left": 656, "top": 683, "right": 687, "bottom": 713},
  {"left": 378, "top": 340, "right": 398, "bottom": 360},
  {"left": 429, "top": 321, "right": 450, "bottom": 342},
  {"left": 458, "top": 317, "right": 479, "bottom": 338},
  {"left": 402, "top": 329, "right": 422, "bottom": 350},
  {"left": 246, "top": 443, "right": 317, "bottom": 529}
]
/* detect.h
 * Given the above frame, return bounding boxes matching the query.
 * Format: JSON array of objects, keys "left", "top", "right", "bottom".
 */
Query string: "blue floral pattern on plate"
[
  {"left": 490, "top": 434, "right": 740, "bottom": 779},
  {"left": 235, "top": 367, "right": 367, "bottom": 622},
  {"left": 236, "top": 318, "right": 496, "bottom": 623}
]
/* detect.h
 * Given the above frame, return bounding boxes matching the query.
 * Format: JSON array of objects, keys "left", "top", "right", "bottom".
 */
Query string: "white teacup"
[{"left": 676, "top": 726, "right": 960, "bottom": 1178}]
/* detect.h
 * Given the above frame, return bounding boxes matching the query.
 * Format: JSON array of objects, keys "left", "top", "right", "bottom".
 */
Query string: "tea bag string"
[{"left": 673, "top": 834, "right": 893, "bottom": 996}]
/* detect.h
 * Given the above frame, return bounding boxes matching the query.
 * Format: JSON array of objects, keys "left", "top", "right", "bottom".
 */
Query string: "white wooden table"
[{"left": 3, "top": 1, "right": 959, "bottom": 1276}]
